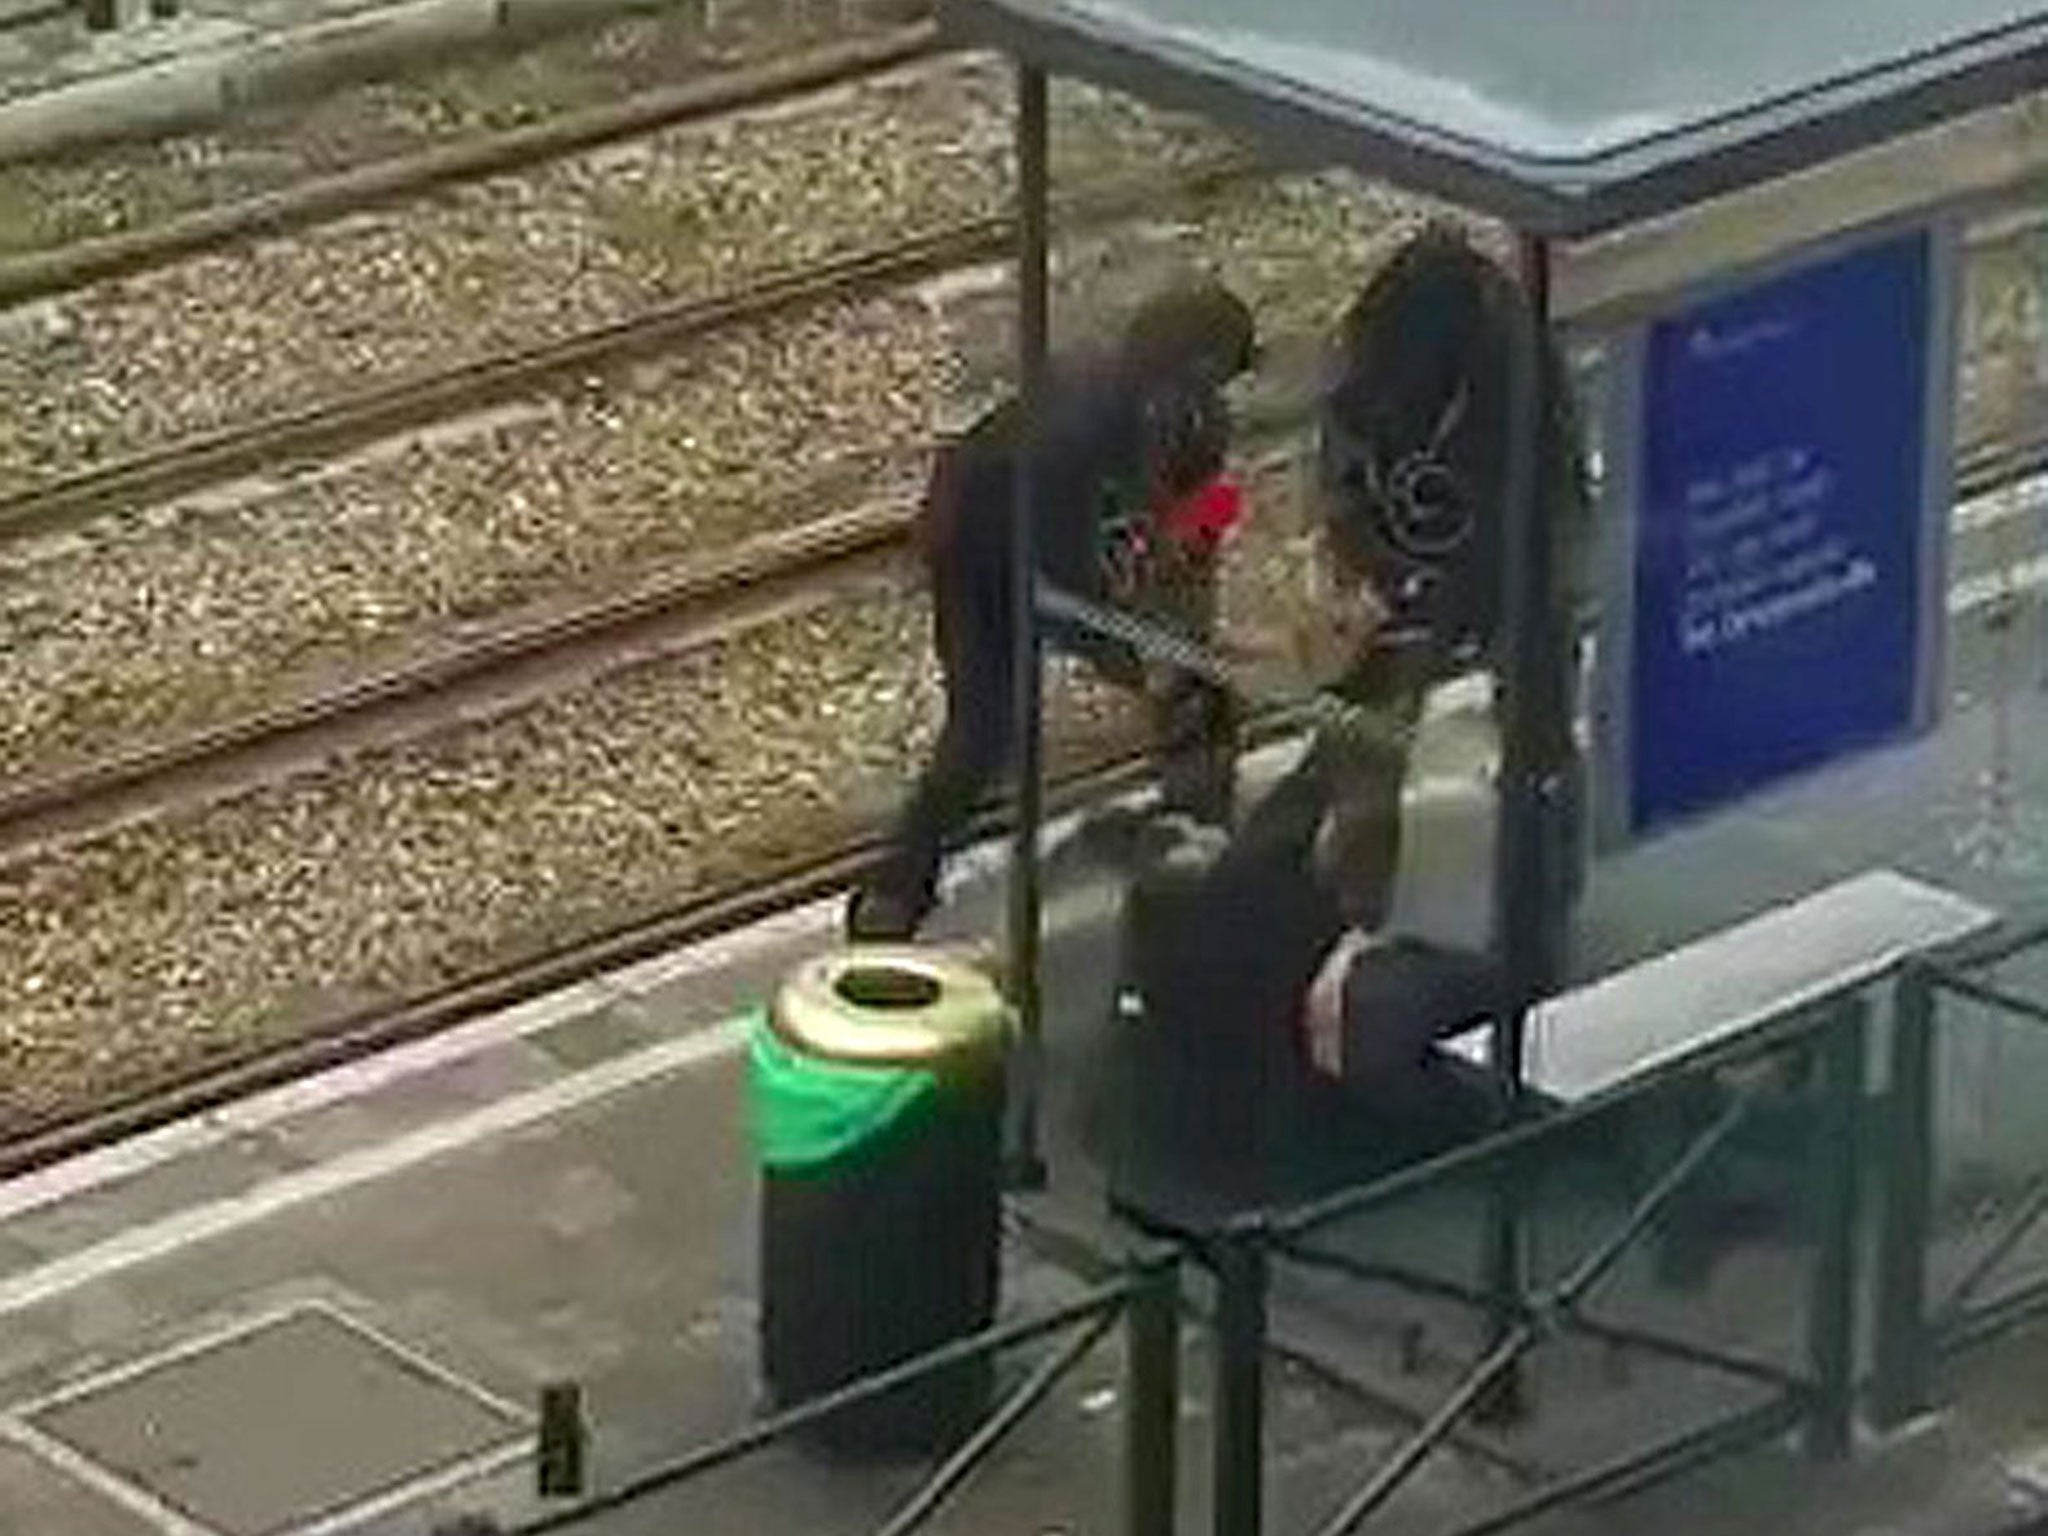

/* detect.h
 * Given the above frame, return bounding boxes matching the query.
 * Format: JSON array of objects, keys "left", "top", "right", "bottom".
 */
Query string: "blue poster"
[{"left": 1630, "top": 229, "right": 1933, "bottom": 833}]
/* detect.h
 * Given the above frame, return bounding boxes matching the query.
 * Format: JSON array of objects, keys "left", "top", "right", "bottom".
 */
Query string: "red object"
[{"left": 1158, "top": 475, "right": 1245, "bottom": 545}]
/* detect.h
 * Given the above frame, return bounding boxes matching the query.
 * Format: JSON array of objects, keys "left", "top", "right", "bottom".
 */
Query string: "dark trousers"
[
  {"left": 1330, "top": 937, "right": 1500, "bottom": 1124},
  {"left": 850, "top": 539, "right": 1237, "bottom": 940},
  {"left": 1110, "top": 746, "right": 1500, "bottom": 1188}
]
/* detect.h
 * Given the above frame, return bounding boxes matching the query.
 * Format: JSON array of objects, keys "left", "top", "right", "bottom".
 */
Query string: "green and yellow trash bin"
[{"left": 752, "top": 946, "right": 1010, "bottom": 1457}]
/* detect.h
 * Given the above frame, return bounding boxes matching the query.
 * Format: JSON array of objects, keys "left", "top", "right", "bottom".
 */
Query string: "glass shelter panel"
[
  {"left": 952, "top": 0, "right": 2048, "bottom": 231},
  {"left": 1570, "top": 206, "right": 2048, "bottom": 985}
]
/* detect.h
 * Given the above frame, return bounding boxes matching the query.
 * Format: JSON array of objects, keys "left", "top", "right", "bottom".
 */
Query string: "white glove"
[{"left": 1302, "top": 929, "right": 1374, "bottom": 1080}]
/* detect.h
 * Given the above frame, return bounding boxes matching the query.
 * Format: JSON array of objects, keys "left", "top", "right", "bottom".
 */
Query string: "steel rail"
[
  {"left": 0, "top": 153, "right": 1253, "bottom": 546},
  {"left": 0, "top": 23, "right": 946, "bottom": 309},
  {"left": 0, "top": 732, "right": 1204, "bottom": 1179},
  {"left": 0, "top": 493, "right": 914, "bottom": 864}
]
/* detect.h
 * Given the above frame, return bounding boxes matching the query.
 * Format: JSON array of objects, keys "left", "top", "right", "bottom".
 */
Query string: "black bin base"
[{"left": 760, "top": 1067, "right": 1003, "bottom": 1461}]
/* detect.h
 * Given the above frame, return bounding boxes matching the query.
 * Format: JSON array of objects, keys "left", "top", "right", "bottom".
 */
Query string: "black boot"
[
  {"left": 845, "top": 868, "right": 936, "bottom": 942},
  {"left": 1158, "top": 746, "right": 1236, "bottom": 828},
  {"left": 1155, "top": 682, "right": 1238, "bottom": 828}
]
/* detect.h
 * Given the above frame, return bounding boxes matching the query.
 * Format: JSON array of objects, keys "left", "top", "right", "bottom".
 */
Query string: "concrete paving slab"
[
  {"left": 525, "top": 1006, "right": 665, "bottom": 1075},
  {"left": 0, "top": 1433, "right": 162, "bottom": 1536},
  {"left": 250, "top": 1042, "right": 566, "bottom": 1170},
  {"left": 0, "top": 1135, "right": 299, "bottom": 1271},
  {"left": 21, "top": 1302, "right": 527, "bottom": 1536}
]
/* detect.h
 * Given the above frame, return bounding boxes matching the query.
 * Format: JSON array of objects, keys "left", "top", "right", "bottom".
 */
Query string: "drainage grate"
[{"left": 14, "top": 1303, "right": 528, "bottom": 1536}]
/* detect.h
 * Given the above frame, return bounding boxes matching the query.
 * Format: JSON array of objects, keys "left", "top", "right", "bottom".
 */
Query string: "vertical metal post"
[
  {"left": 1006, "top": 62, "right": 1050, "bottom": 1190},
  {"left": 1212, "top": 1227, "right": 1267, "bottom": 1536},
  {"left": 1492, "top": 229, "right": 1564, "bottom": 1098},
  {"left": 1873, "top": 963, "right": 1938, "bottom": 1429},
  {"left": 536, "top": 1382, "right": 587, "bottom": 1499},
  {"left": 1807, "top": 1000, "right": 1867, "bottom": 1461},
  {"left": 1481, "top": 231, "right": 1562, "bottom": 1410},
  {"left": 1127, "top": 1256, "right": 1182, "bottom": 1536}
]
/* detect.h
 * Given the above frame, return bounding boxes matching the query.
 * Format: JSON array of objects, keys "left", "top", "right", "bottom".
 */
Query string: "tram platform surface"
[{"left": 6, "top": 676, "right": 2048, "bottom": 1536}]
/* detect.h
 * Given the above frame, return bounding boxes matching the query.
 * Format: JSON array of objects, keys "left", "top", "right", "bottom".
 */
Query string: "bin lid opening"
[
  {"left": 834, "top": 965, "right": 944, "bottom": 1011},
  {"left": 775, "top": 948, "right": 1011, "bottom": 1067}
]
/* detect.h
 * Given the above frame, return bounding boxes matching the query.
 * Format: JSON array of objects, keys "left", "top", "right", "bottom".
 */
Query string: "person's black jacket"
[
  {"left": 922, "top": 355, "right": 1227, "bottom": 668},
  {"left": 920, "top": 281, "right": 1255, "bottom": 660}
]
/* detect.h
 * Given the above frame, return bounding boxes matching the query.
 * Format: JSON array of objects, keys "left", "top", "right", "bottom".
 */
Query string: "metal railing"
[
  {"left": 395, "top": 919, "right": 2048, "bottom": 1536},
  {"left": 1874, "top": 923, "right": 2048, "bottom": 1428},
  {"left": 440, "top": 1257, "right": 1183, "bottom": 1536},
  {"left": 1190, "top": 995, "right": 1870, "bottom": 1536}
]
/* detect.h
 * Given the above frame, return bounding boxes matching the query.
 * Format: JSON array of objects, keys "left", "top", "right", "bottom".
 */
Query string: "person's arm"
[
  {"left": 1296, "top": 661, "right": 1422, "bottom": 1074},
  {"left": 1309, "top": 712, "right": 1410, "bottom": 933},
  {"left": 1213, "top": 512, "right": 1395, "bottom": 692}
]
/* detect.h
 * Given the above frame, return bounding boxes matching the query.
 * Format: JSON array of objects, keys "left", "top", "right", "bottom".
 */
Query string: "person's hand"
[
  {"left": 1212, "top": 542, "right": 1386, "bottom": 689},
  {"left": 1099, "top": 516, "right": 1150, "bottom": 606},
  {"left": 1261, "top": 529, "right": 1392, "bottom": 686},
  {"left": 1293, "top": 554, "right": 1392, "bottom": 684},
  {"left": 1302, "top": 929, "right": 1373, "bottom": 1080}
]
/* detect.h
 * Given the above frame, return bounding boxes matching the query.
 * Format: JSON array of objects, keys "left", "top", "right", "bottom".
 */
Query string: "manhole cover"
[{"left": 15, "top": 1303, "right": 528, "bottom": 1536}]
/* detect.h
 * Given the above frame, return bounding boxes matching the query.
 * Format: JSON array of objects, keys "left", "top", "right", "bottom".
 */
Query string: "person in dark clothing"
[
  {"left": 1290, "top": 226, "right": 1590, "bottom": 1106},
  {"left": 1113, "top": 227, "right": 1589, "bottom": 1175},
  {"left": 846, "top": 280, "right": 1258, "bottom": 942}
]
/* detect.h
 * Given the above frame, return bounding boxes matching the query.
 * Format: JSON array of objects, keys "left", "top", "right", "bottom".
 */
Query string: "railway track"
[
  {"left": 0, "top": 438, "right": 1319, "bottom": 1169},
  {"left": 0, "top": 137, "right": 1289, "bottom": 856},
  {"left": 0, "top": 420, "right": 1315, "bottom": 870},
  {"left": 0, "top": 22, "right": 948, "bottom": 310},
  {"left": 0, "top": 491, "right": 914, "bottom": 865},
  {"left": 0, "top": 151, "right": 1254, "bottom": 546},
  {"left": 0, "top": 174, "right": 2036, "bottom": 551},
  {"left": 0, "top": 736, "right": 1182, "bottom": 1182},
  {"left": 0, "top": 0, "right": 69, "bottom": 34}
]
